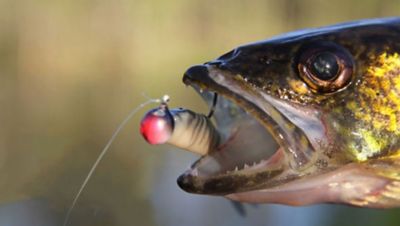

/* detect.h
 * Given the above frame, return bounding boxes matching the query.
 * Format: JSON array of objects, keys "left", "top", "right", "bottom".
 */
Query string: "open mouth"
[{"left": 177, "top": 64, "right": 320, "bottom": 195}]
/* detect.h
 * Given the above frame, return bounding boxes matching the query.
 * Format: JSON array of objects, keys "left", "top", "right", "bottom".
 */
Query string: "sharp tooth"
[
  {"left": 235, "top": 166, "right": 238, "bottom": 171},
  {"left": 244, "top": 164, "right": 249, "bottom": 169},
  {"left": 192, "top": 168, "right": 198, "bottom": 176},
  {"left": 199, "top": 88, "right": 204, "bottom": 93}
]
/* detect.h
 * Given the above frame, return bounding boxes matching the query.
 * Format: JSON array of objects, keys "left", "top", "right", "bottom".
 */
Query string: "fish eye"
[
  {"left": 297, "top": 42, "right": 354, "bottom": 93},
  {"left": 310, "top": 52, "right": 339, "bottom": 80}
]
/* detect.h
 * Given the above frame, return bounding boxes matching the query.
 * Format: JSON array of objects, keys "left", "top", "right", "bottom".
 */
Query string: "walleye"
[{"left": 146, "top": 17, "right": 400, "bottom": 208}]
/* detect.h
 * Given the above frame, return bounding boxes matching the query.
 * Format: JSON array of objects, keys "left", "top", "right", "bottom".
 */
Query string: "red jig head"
[{"left": 140, "top": 99, "right": 174, "bottom": 145}]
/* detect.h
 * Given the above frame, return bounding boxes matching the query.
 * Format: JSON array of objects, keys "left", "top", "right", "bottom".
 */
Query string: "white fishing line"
[{"left": 62, "top": 94, "right": 169, "bottom": 226}]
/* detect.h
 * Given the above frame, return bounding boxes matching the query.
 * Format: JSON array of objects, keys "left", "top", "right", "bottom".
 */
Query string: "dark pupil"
[{"left": 310, "top": 52, "right": 339, "bottom": 80}]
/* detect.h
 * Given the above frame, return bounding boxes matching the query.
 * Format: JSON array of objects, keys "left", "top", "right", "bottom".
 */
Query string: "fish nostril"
[
  {"left": 217, "top": 48, "right": 240, "bottom": 61},
  {"left": 183, "top": 65, "right": 209, "bottom": 81},
  {"left": 204, "top": 60, "right": 222, "bottom": 66}
]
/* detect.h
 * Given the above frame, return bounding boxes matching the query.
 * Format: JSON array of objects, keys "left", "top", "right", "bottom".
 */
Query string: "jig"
[
  {"left": 63, "top": 94, "right": 219, "bottom": 226},
  {"left": 140, "top": 94, "right": 220, "bottom": 155}
]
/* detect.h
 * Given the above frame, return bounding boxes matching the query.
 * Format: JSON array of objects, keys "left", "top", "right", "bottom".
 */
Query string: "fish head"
[{"left": 178, "top": 18, "right": 400, "bottom": 206}]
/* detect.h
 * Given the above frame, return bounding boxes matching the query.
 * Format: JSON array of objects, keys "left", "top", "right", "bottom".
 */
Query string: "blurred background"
[{"left": 0, "top": 0, "right": 400, "bottom": 225}]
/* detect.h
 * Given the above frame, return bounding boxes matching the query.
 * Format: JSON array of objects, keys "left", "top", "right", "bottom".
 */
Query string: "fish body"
[{"left": 178, "top": 17, "right": 400, "bottom": 207}]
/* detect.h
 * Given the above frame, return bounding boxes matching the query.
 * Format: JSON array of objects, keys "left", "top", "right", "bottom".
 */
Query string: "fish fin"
[
  {"left": 229, "top": 200, "right": 247, "bottom": 217},
  {"left": 347, "top": 157, "right": 400, "bottom": 208},
  {"left": 348, "top": 179, "right": 400, "bottom": 208}
]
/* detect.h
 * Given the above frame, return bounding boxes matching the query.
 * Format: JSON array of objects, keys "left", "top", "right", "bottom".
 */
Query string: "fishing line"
[
  {"left": 62, "top": 95, "right": 169, "bottom": 226},
  {"left": 207, "top": 93, "right": 218, "bottom": 118}
]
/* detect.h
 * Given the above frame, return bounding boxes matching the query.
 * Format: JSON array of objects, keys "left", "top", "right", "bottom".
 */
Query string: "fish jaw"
[{"left": 177, "top": 64, "right": 336, "bottom": 196}]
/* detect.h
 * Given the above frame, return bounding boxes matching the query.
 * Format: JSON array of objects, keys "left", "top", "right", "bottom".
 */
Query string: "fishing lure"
[
  {"left": 62, "top": 94, "right": 218, "bottom": 226},
  {"left": 140, "top": 94, "right": 220, "bottom": 155}
]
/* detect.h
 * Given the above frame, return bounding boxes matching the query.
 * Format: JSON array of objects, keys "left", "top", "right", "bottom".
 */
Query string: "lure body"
[{"left": 140, "top": 105, "right": 220, "bottom": 155}]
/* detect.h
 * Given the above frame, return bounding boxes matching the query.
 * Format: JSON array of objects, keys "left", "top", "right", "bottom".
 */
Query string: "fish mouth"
[{"left": 177, "top": 64, "right": 326, "bottom": 196}]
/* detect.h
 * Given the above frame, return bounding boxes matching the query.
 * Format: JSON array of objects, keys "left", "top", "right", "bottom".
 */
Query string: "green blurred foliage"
[{"left": 0, "top": 0, "right": 399, "bottom": 225}]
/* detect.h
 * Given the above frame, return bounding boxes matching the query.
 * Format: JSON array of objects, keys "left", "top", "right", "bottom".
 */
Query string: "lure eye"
[
  {"left": 140, "top": 106, "right": 174, "bottom": 144},
  {"left": 298, "top": 42, "right": 354, "bottom": 93}
]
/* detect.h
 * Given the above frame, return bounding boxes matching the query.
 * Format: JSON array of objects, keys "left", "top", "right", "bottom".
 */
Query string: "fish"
[{"left": 177, "top": 17, "right": 400, "bottom": 208}]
